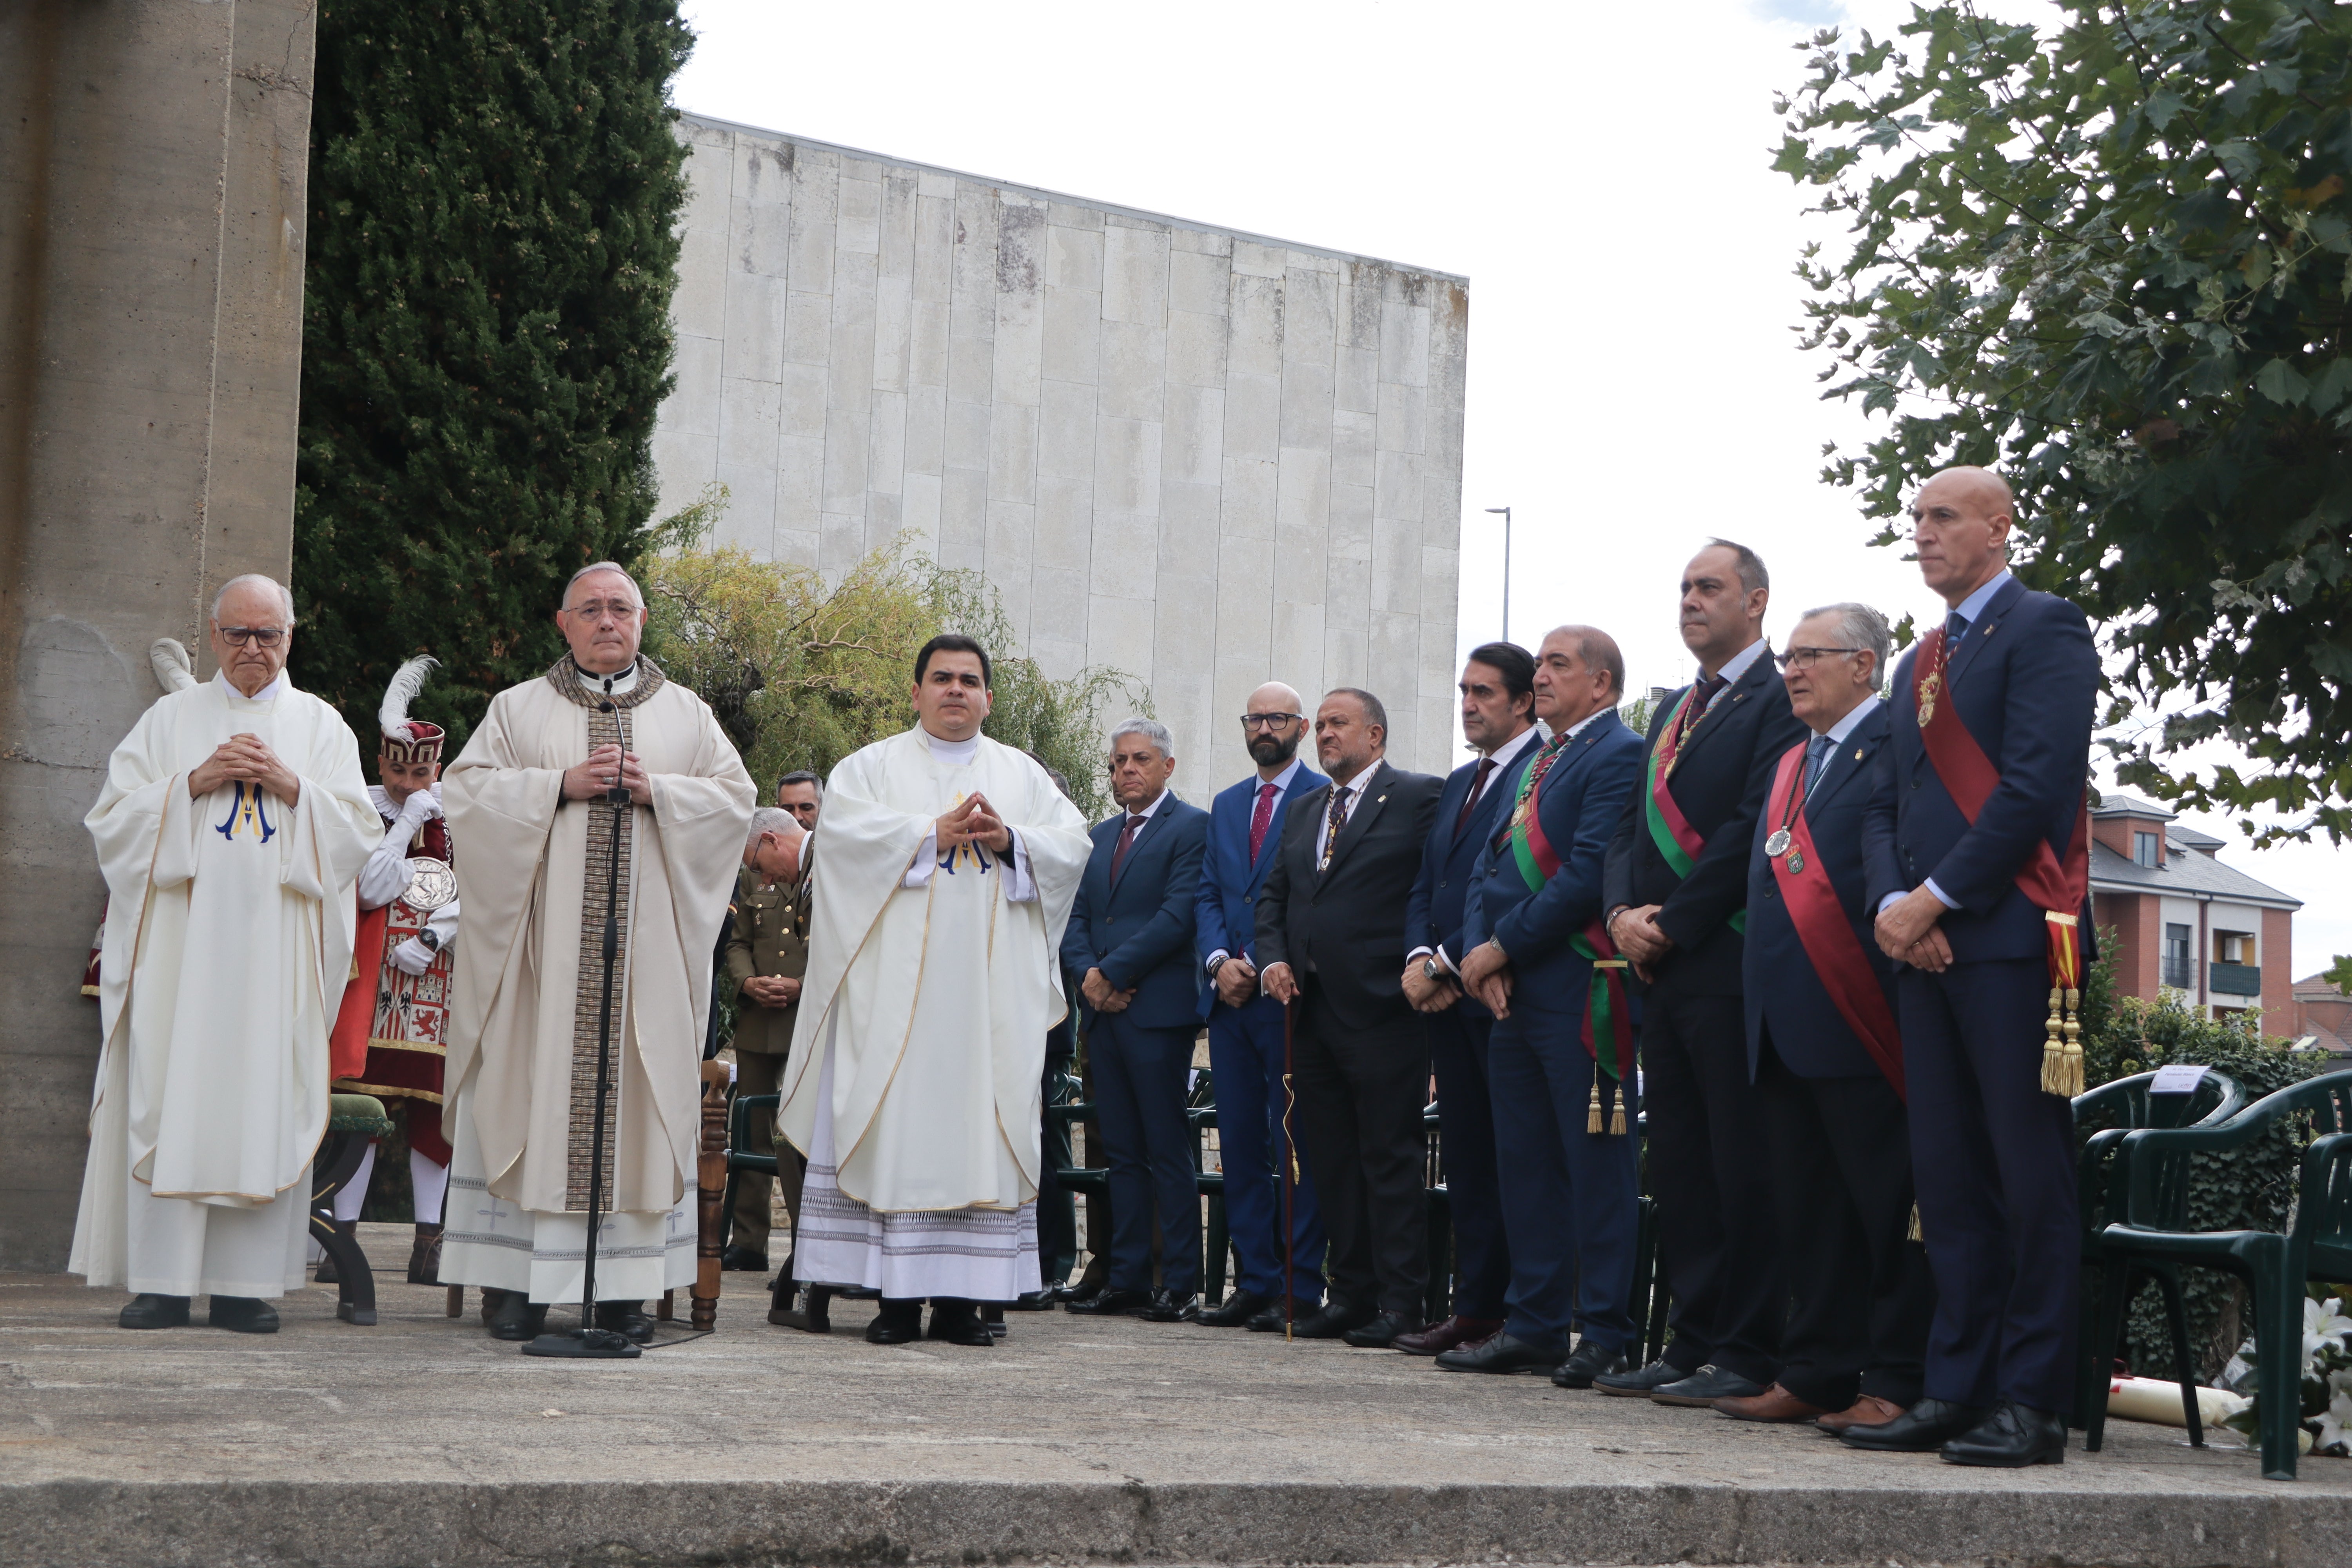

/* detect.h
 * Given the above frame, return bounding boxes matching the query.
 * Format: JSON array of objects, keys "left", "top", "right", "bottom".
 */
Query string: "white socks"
[
  {"left": 410, "top": 1147, "right": 450, "bottom": 1227},
  {"left": 332, "top": 1144, "right": 377, "bottom": 1223}
]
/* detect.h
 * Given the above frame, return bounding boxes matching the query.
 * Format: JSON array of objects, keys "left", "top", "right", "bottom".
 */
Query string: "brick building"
[{"left": 2088, "top": 793, "right": 2301, "bottom": 1027}]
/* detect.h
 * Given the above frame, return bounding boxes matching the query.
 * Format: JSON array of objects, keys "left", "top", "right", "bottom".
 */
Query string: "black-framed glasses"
[
  {"left": 1773, "top": 646, "right": 1863, "bottom": 670},
  {"left": 218, "top": 626, "right": 287, "bottom": 648},
  {"left": 1240, "top": 712, "right": 1303, "bottom": 730}
]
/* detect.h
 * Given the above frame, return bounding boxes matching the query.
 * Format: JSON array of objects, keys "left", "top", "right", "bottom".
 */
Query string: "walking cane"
[
  {"left": 1281, "top": 997, "right": 1296, "bottom": 1343},
  {"left": 524, "top": 755, "right": 641, "bottom": 1360}
]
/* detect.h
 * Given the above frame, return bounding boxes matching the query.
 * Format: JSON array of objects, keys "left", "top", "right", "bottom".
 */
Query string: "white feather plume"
[
  {"left": 148, "top": 638, "right": 197, "bottom": 693},
  {"left": 379, "top": 655, "right": 439, "bottom": 739}
]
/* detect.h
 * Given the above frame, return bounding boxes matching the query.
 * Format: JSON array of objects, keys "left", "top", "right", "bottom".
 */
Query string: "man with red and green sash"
[
  {"left": 1441, "top": 626, "right": 1645, "bottom": 1383},
  {"left": 1857, "top": 468, "right": 2097, "bottom": 1469},
  {"left": 1716, "top": 603, "right": 1935, "bottom": 1434},
  {"left": 1598, "top": 540, "right": 1809, "bottom": 1406}
]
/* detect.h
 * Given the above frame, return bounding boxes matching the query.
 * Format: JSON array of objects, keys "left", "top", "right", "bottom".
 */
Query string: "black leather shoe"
[
  {"left": 119, "top": 1293, "right": 190, "bottom": 1330},
  {"left": 1651, "top": 1365, "right": 1767, "bottom": 1406},
  {"left": 1007, "top": 1288, "right": 1062, "bottom": 1311},
  {"left": 1246, "top": 1297, "right": 1323, "bottom": 1332},
  {"left": 1196, "top": 1289, "right": 1273, "bottom": 1327},
  {"left": 1840, "top": 1396, "right": 1993, "bottom": 1452},
  {"left": 926, "top": 1299, "right": 995, "bottom": 1347},
  {"left": 1291, "top": 1300, "right": 1376, "bottom": 1339},
  {"left": 1342, "top": 1309, "right": 1421, "bottom": 1348},
  {"left": 207, "top": 1296, "right": 279, "bottom": 1334},
  {"left": 1940, "top": 1399, "right": 2066, "bottom": 1467},
  {"left": 1063, "top": 1285, "right": 1150, "bottom": 1316},
  {"left": 865, "top": 1299, "right": 924, "bottom": 1344},
  {"left": 838, "top": 1286, "right": 882, "bottom": 1300},
  {"left": 486, "top": 1292, "right": 548, "bottom": 1341},
  {"left": 1552, "top": 1339, "right": 1632, "bottom": 1388},
  {"left": 719, "top": 1245, "right": 769, "bottom": 1272},
  {"left": 593, "top": 1301, "right": 656, "bottom": 1344},
  {"left": 1593, "top": 1358, "right": 1694, "bottom": 1397},
  {"left": 1143, "top": 1288, "right": 1201, "bottom": 1323},
  {"left": 768, "top": 1284, "right": 833, "bottom": 1332},
  {"left": 1436, "top": 1331, "right": 1563, "bottom": 1374}
]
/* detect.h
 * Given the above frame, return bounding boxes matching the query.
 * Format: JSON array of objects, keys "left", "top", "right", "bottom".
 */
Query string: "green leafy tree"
[
  {"left": 292, "top": 0, "right": 693, "bottom": 748},
  {"left": 1778, "top": 1, "right": 2352, "bottom": 840}
]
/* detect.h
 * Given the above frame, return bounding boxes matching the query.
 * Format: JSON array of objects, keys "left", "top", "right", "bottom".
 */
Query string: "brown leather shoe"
[
  {"left": 1814, "top": 1394, "right": 1908, "bottom": 1435},
  {"left": 1392, "top": 1314, "right": 1506, "bottom": 1356},
  {"left": 1712, "top": 1382, "right": 1830, "bottom": 1423}
]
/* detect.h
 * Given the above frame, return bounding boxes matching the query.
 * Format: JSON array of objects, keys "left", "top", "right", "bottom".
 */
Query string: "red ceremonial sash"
[
  {"left": 1765, "top": 743, "right": 1906, "bottom": 1100},
  {"left": 330, "top": 899, "right": 390, "bottom": 1081},
  {"left": 1910, "top": 627, "right": 2091, "bottom": 990}
]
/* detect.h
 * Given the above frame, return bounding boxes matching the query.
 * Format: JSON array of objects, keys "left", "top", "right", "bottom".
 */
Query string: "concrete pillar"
[{"left": 0, "top": 1, "right": 315, "bottom": 1269}]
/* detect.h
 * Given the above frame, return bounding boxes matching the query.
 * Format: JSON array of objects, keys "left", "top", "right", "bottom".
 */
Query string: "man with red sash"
[
  {"left": 1717, "top": 603, "right": 1934, "bottom": 1431},
  {"left": 1859, "top": 467, "right": 2097, "bottom": 1468},
  {"left": 1441, "top": 626, "right": 1645, "bottom": 1382},
  {"left": 327, "top": 657, "right": 459, "bottom": 1287},
  {"left": 1599, "top": 539, "right": 1808, "bottom": 1405}
]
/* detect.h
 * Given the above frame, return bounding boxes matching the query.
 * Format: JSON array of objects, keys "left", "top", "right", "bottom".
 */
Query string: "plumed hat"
[{"left": 379, "top": 655, "right": 445, "bottom": 765}]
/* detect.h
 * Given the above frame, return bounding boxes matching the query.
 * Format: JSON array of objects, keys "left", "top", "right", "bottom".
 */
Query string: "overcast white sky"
[{"left": 674, "top": 0, "right": 2350, "bottom": 978}]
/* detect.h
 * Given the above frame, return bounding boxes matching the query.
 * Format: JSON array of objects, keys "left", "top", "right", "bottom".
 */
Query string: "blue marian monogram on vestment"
[
  {"left": 214, "top": 781, "right": 276, "bottom": 844},
  {"left": 937, "top": 790, "right": 994, "bottom": 875}
]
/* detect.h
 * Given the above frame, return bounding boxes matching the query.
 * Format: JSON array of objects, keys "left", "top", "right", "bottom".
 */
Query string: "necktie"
[
  {"left": 1946, "top": 610, "right": 1971, "bottom": 649},
  {"left": 1805, "top": 733, "right": 1832, "bottom": 790},
  {"left": 1110, "top": 813, "right": 1147, "bottom": 884},
  {"left": 1247, "top": 780, "right": 1279, "bottom": 862},
  {"left": 1680, "top": 671, "right": 1728, "bottom": 742},
  {"left": 1319, "top": 785, "right": 1353, "bottom": 868},
  {"left": 1454, "top": 756, "right": 1498, "bottom": 836}
]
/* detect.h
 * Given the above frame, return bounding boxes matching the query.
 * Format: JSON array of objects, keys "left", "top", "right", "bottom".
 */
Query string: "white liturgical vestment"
[
  {"left": 778, "top": 726, "right": 1089, "bottom": 1298},
  {"left": 72, "top": 672, "right": 379, "bottom": 1298}
]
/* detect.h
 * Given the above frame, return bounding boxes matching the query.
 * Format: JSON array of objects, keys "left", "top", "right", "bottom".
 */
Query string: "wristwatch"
[
  {"left": 1422, "top": 956, "right": 1445, "bottom": 983},
  {"left": 417, "top": 929, "right": 441, "bottom": 953}
]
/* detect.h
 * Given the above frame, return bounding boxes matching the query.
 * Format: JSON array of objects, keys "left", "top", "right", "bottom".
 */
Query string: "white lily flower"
[
  {"left": 2306, "top": 1297, "right": 2352, "bottom": 1365},
  {"left": 2314, "top": 1371, "right": 2352, "bottom": 1458}
]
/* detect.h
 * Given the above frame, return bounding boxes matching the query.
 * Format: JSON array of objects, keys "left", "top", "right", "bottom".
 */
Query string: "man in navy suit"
[
  {"left": 1442, "top": 626, "right": 1646, "bottom": 1381},
  {"left": 1599, "top": 540, "right": 1808, "bottom": 1406},
  {"left": 1716, "top": 603, "right": 1934, "bottom": 1431},
  {"left": 1192, "top": 682, "right": 1330, "bottom": 1330},
  {"left": 1859, "top": 467, "right": 2098, "bottom": 1468},
  {"left": 1390, "top": 642, "right": 1543, "bottom": 1356},
  {"left": 1061, "top": 719, "right": 1212, "bottom": 1323}
]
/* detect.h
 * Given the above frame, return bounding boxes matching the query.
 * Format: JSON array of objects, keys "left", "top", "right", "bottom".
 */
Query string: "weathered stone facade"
[{"left": 652, "top": 116, "right": 1469, "bottom": 797}]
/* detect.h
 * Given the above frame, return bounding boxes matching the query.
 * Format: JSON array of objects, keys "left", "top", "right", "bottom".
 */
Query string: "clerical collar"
[
  {"left": 545, "top": 654, "right": 664, "bottom": 711},
  {"left": 218, "top": 669, "right": 285, "bottom": 702},
  {"left": 923, "top": 728, "right": 980, "bottom": 764},
  {"left": 574, "top": 659, "right": 639, "bottom": 694}
]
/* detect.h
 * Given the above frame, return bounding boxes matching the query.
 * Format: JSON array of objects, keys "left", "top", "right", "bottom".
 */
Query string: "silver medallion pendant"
[
  {"left": 1764, "top": 828, "right": 1793, "bottom": 858},
  {"left": 1785, "top": 850, "right": 1806, "bottom": 875},
  {"left": 403, "top": 856, "right": 457, "bottom": 911}
]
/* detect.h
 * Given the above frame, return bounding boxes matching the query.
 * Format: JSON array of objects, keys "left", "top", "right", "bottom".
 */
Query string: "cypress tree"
[{"left": 293, "top": 0, "right": 692, "bottom": 746}]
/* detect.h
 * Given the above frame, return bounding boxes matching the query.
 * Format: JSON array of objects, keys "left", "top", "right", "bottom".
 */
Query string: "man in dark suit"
[
  {"left": 1716, "top": 603, "right": 1935, "bottom": 1430},
  {"left": 1599, "top": 539, "right": 1808, "bottom": 1406},
  {"left": 1858, "top": 467, "right": 2098, "bottom": 1467},
  {"left": 1391, "top": 643, "right": 1543, "bottom": 1356},
  {"left": 1258, "top": 689, "right": 1445, "bottom": 1346},
  {"left": 1060, "top": 719, "right": 1212, "bottom": 1323},
  {"left": 1442, "top": 626, "right": 1646, "bottom": 1383},
  {"left": 1193, "top": 682, "right": 1330, "bottom": 1329}
]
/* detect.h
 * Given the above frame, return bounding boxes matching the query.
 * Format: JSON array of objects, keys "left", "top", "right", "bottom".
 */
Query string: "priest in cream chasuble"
[
  {"left": 778, "top": 636, "right": 1090, "bottom": 1344},
  {"left": 72, "top": 575, "right": 380, "bottom": 1332},
  {"left": 437, "top": 564, "right": 753, "bottom": 1336}
]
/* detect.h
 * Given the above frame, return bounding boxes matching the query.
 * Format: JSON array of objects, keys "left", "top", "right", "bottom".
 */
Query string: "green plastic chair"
[
  {"left": 2068, "top": 1069, "right": 2246, "bottom": 1443},
  {"left": 2094, "top": 1067, "right": 2352, "bottom": 1479}
]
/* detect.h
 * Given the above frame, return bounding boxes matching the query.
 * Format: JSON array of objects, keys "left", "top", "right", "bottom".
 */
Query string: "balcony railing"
[
  {"left": 2209, "top": 961, "right": 2263, "bottom": 997},
  {"left": 2161, "top": 956, "right": 2193, "bottom": 990}
]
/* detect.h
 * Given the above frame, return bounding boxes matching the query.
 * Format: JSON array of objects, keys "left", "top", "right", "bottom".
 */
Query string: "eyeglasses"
[
  {"left": 564, "top": 599, "right": 640, "bottom": 622},
  {"left": 1774, "top": 647, "right": 1864, "bottom": 670},
  {"left": 1240, "top": 712, "right": 1303, "bottom": 730},
  {"left": 218, "top": 626, "right": 287, "bottom": 648}
]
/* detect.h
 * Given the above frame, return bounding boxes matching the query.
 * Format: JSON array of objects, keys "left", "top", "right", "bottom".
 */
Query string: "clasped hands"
[
  {"left": 935, "top": 793, "right": 1013, "bottom": 855},
  {"left": 1873, "top": 886, "right": 1954, "bottom": 973},
  {"left": 1607, "top": 904, "right": 1673, "bottom": 982},
  {"left": 188, "top": 732, "right": 300, "bottom": 804},
  {"left": 562, "top": 743, "right": 650, "bottom": 802},
  {"left": 1081, "top": 967, "right": 1136, "bottom": 1014},
  {"left": 741, "top": 974, "right": 802, "bottom": 1008},
  {"left": 1400, "top": 958, "right": 1461, "bottom": 1015}
]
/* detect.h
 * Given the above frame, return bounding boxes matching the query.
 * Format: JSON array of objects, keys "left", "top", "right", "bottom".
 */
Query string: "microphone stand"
[{"left": 525, "top": 755, "right": 641, "bottom": 1360}]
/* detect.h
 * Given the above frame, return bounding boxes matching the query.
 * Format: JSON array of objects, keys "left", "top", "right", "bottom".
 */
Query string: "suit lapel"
[
  {"left": 1947, "top": 575, "right": 2024, "bottom": 690},
  {"left": 1318, "top": 762, "right": 1392, "bottom": 880},
  {"left": 1669, "top": 652, "right": 1771, "bottom": 775},
  {"left": 1803, "top": 734, "right": 1868, "bottom": 817}
]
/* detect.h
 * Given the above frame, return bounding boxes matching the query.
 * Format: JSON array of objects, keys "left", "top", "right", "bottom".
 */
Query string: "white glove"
[
  {"left": 401, "top": 789, "right": 440, "bottom": 824},
  {"left": 389, "top": 937, "right": 435, "bottom": 976}
]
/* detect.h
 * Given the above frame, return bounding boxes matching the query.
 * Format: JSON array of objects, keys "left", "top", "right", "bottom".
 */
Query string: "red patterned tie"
[
  {"left": 1110, "top": 813, "right": 1146, "bottom": 884},
  {"left": 1454, "top": 756, "right": 1497, "bottom": 837},
  {"left": 1247, "top": 780, "right": 1278, "bottom": 862}
]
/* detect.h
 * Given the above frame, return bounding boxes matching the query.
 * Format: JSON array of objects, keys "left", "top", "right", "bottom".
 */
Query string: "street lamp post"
[{"left": 1484, "top": 507, "right": 1512, "bottom": 643}]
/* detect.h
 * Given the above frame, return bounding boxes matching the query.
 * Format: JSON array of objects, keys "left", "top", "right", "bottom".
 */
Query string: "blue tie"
[
  {"left": 1806, "top": 734, "right": 1833, "bottom": 790},
  {"left": 1946, "top": 610, "right": 1971, "bottom": 648}
]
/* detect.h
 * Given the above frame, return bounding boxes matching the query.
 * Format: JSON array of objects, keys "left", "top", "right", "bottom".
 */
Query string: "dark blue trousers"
[
  {"left": 1205, "top": 994, "right": 1326, "bottom": 1302},
  {"left": 1899, "top": 958, "right": 2080, "bottom": 1414},
  {"left": 1089, "top": 1011, "right": 1201, "bottom": 1294},
  {"left": 1427, "top": 1007, "right": 1510, "bottom": 1319},
  {"left": 1487, "top": 1006, "right": 1641, "bottom": 1356}
]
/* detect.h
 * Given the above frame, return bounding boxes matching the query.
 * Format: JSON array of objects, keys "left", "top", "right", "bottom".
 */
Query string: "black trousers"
[
  {"left": 1292, "top": 978, "right": 1428, "bottom": 1315},
  {"left": 1641, "top": 983, "right": 1783, "bottom": 1383},
  {"left": 1427, "top": 1007, "right": 1509, "bottom": 1319},
  {"left": 1755, "top": 1034, "right": 1933, "bottom": 1409}
]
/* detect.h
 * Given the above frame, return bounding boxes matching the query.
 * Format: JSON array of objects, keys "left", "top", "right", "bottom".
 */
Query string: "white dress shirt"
[
  {"left": 1408, "top": 722, "right": 1547, "bottom": 972},
  {"left": 1203, "top": 758, "right": 1306, "bottom": 975}
]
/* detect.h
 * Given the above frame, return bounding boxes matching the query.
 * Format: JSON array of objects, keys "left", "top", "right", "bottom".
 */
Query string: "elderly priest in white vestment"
[
  {"left": 437, "top": 563, "right": 753, "bottom": 1344},
  {"left": 73, "top": 574, "right": 381, "bottom": 1333},
  {"left": 779, "top": 635, "right": 1091, "bottom": 1347}
]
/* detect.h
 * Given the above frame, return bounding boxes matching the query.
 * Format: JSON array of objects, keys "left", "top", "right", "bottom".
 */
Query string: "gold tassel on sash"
[
  {"left": 1907, "top": 1204, "right": 1924, "bottom": 1243},
  {"left": 2040, "top": 985, "right": 2086, "bottom": 1098},
  {"left": 1587, "top": 1079, "right": 1605, "bottom": 1135},
  {"left": 1608, "top": 1086, "right": 1628, "bottom": 1138}
]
